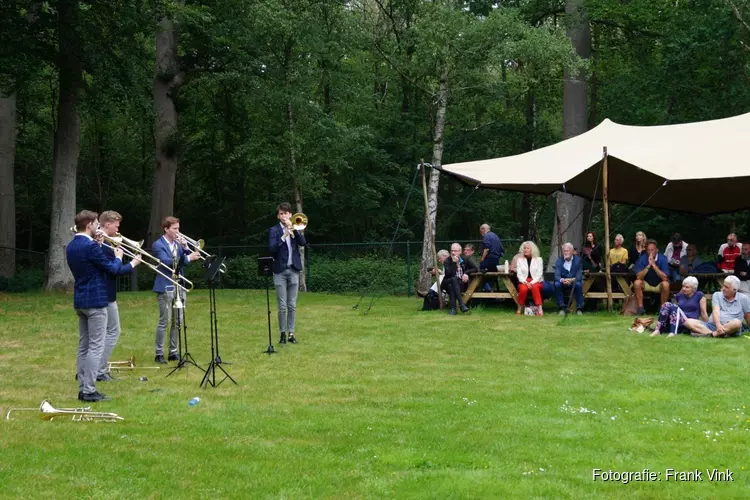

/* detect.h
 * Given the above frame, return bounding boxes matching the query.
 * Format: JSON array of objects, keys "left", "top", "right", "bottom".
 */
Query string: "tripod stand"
[
  {"left": 167, "top": 287, "right": 204, "bottom": 378},
  {"left": 258, "top": 257, "right": 275, "bottom": 355},
  {"left": 200, "top": 256, "right": 236, "bottom": 388}
]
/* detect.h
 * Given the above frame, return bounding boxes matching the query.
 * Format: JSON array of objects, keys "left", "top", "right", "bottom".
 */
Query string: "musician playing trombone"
[
  {"left": 96, "top": 210, "right": 142, "bottom": 382},
  {"left": 269, "top": 202, "right": 307, "bottom": 345},
  {"left": 152, "top": 216, "right": 200, "bottom": 364},
  {"left": 66, "top": 210, "right": 140, "bottom": 403}
]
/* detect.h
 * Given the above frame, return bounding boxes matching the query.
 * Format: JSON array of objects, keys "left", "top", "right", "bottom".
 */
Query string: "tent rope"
[
  {"left": 353, "top": 164, "right": 421, "bottom": 310},
  {"left": 610, "top": 180, "right": 669, "bottom": 235}
]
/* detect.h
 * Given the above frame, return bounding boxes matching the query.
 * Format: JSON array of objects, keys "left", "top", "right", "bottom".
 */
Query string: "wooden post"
[
  {"left": 602, "top": 147, "right": 613, "bottom": 312},
  {"left": 421, "top": 161, "right": 443, "bottom": 309}
]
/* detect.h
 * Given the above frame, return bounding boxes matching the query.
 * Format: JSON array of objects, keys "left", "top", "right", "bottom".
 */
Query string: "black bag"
[{"left": 422, "top": 290, "right": 440, "bottom": 311}]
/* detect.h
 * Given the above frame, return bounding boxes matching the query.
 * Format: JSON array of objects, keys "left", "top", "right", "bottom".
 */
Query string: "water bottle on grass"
[{"left": 189, "top": 397, "right": 200, "bottom": 407}]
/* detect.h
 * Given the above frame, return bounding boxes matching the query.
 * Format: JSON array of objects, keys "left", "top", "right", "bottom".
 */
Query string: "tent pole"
[
  {"left": 421, "top": 160, "right": 443, "bottom": 309},
  {"left": 602, "top": 147, "right": 613, "bottom": 312}
]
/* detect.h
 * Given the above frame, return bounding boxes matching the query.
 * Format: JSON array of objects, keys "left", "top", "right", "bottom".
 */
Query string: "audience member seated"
[
  {"left": 664, "top": 233, "right": 687, "bottom": 282},
  {"left": 581, "top": 231, "right": 602, "bottom": 272},
  {"left": 451, "top": 242, "right": 477, "bottom": 293},
  {"left": 515, "top": 241, "right": 544, "bottom": 316},
  {"left": 478, "top": 223, "right": 504, "bottom": 271},
  {"left": 441, "top": 247, "right": 470, "bottom": 316},
  {"left": 554, "top": 242, "right": 584, "bottom": 315},
  {"left": 683, "top": 275, "right": 750, "bottom": 337},
  {"left": 679, "top": 243, "right": 703, "bottom": 277},
  {"left": 633, "top": 239, "right": 670, "bottom": 314},
  {"left": 733, "top": 242, "right": 750, "bottom": 295},
  {"left": 462, "top": 243, "right": 478, "bottom": 271},
  {"left": 608, "top": 233, "right": 629, "bottom": 272},
  {"left": 650, "top": 276, "right": 708, "bottom": 337},
  {"left": 717, "top": 233, "right": 742, "bottom": 273},
  {"left": 628, "top": 231, "right": 647, "bottom": 269}
]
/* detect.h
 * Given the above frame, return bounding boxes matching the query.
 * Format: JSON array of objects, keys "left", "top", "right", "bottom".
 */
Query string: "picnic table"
[{"left": 462, "top": 271, "right": 519, "bottom": 305}]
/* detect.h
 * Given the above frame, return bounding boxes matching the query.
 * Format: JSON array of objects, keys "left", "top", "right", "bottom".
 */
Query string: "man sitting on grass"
[
  {"left": 633, "top": 239, "right": 670, "bottom": 315},
  {"left": 683, "top": 275, "right": 750, "bottom": 338}
]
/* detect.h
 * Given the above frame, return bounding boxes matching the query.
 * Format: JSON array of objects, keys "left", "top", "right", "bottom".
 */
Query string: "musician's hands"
[
  {"left": 188, "top": 251, "right": 201, "bottom": 262},
  {"left": 131, "top": 254, "right": 142, "bottom": 267},
  {"left": 95, "top": 233, "right": 104, "bottom": 245},
  {"left": 114, "top": 248, "right": 124, "bottom": 260}
]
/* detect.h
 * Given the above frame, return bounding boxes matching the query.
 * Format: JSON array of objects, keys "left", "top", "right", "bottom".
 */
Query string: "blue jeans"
[{"left": 554, "top": 281, "right": 584, "bottom": 310}]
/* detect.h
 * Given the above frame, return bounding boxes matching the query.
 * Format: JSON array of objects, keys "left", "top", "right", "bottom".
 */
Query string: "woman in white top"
[{"left": 515, "top": 241, "right": 545, "bottom": 316}]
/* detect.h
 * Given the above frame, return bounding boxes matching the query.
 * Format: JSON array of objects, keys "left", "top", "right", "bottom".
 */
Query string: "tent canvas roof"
[{"left": 439, "top": 112, "right": 750, "bottom": 215}]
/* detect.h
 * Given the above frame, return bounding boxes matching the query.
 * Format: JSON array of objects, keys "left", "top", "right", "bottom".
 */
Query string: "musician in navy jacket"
[
  {"left": 97, "top": 210, "right": 141, "bottom": 382},
  {"left": 553, "top": 242, "right": 584, "bottom": 315},
  {"left": 151, "top": 216, "right": 200, "bottom": 364},
  {"left": 66, "top": 210, "right": 132, "bottom": 402},
  {"left": 269, "top": 202, "right": 307, "bottom": 344}
]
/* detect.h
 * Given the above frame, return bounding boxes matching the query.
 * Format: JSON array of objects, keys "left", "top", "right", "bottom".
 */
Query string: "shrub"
[{"left": 0, "top": 268, "right": 46, "bottom": 292}]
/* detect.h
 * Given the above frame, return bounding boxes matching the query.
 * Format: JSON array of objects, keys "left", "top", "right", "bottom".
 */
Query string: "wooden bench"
[{"left": 462, "top": 271, "right": 519, "bottom": 305}]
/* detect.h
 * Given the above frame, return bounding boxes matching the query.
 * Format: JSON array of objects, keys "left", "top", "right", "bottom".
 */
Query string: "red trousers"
[{"left": 518, "top": 277, "right": 543, "bottom": 306}]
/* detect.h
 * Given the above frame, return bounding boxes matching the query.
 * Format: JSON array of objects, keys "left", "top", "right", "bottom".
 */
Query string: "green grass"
[{"left": 1, "top": 290, "right": 749, "bottom": 498}]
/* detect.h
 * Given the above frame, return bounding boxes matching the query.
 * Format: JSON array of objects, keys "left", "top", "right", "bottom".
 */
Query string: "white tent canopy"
[{"left": 439, "top": 112, "right": 750, "bottom": 215}]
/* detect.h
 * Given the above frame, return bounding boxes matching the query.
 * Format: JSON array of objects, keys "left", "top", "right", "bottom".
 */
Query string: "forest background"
[{"left": 1, "top": 0, "right": 750, "bottom": 294}]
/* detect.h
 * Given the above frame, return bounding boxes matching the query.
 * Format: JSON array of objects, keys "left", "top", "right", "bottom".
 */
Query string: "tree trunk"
[
  {"left": 0, "top": 93, "right": 17, "bottom": 278},
  {"left": 417, "top": 68, "right": 448, "bottom": 296},
  {"left": 287, "top": 98, "right": 306, "bottom": 292},
  {"left": 147, "top": 8, "right": 183, "bottom": 245},
  {"left": 521, "top": 91, "right": 535, "bottom": 241},
  {"left": 45, "top": 0, "right": 82, "bottom": 291},
  {"left": 547, "top": 0, "right": 591, "bottom": 270}
]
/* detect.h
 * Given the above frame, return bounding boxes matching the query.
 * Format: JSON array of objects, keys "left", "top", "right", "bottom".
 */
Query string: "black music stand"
[
  {"left": 258, "top": 257, "right": 275, "bottom": 355},
  {"left": 166, "top": 285, "right": 204, "bottom": 378},
  {"left": 200, "top": 256, "right": 236, "bottom": 388}
]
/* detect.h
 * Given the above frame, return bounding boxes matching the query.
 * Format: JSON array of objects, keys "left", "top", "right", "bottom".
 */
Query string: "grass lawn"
[{"left": 0, "top": 290, "right": 748, "bottom": 498}]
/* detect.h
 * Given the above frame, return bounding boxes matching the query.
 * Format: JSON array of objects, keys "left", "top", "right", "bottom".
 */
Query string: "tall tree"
[
  {"left": 0, "top": 93, "right": 16, "bottom": 278},
  {"left": 45, "top": 0, "right": 83, "bottom": 290},
  {"left": 547, "top": 0, "right": 591, "bottom": 270},
  {"left": 148, "top": 1, "right": 184, "bottom": 244}
]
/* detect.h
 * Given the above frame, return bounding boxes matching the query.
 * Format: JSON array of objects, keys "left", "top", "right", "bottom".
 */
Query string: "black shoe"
[
  {"left": 168, "top": 353, "right": 179, "bottom": 362},
  {"left": 79, "top": 391, "right": 110, "bottom": 402},
  {"left": 288, "top": 334, "right": 298, "bottom": 344},
  {"left": 460, "top": 304, "right": 469, "bottom": 313},
  {"left": 96, "top": 373, "right": 115, "bottom": 382},
  {"left": 636, "top": 307, "right": 646, "bottom": 315},
  {"left": 78, "top": 391, "right": 83, "bottom": 400},
  {"left": 279, "top": 332, "right": 287, "bottom": 344},
  {"left": 154, "top": 355, "right": 167, "bottom": 364},
  {"left": 448, "top": 308, "right": 457, "bottom": 315}
]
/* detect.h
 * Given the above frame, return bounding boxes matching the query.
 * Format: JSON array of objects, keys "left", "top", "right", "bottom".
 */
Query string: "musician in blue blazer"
[
  {"left": 151, "top": 216, "right": 200, "bottom": 364},
  {"left": 96, "top": 210, "right": 142, "bottom": 382},
  {"left": 553, "top": 242, "right": 585, "bottom": 315},
  {"left": 269, "top": 202, "right": 307, "bottom": 344},
  {"left": 66, "top": 210, "right": 134, "bottom": 402}
]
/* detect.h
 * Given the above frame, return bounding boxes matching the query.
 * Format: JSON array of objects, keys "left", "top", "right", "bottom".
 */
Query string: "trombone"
[
  {"left": 286, "top": 213, "right": 307, "bottom": 239},
  {"left": 5, "top": 399, "right": 123, "bottom": 422},
  {"left": 176, "top": 232, "right": 227, "bottom": 274},
  {"left": 69, "top": 227, "right": 193, "bottom": 293},
  {"left": 107, "top": 355, "right": 161, "bottom": 373}
]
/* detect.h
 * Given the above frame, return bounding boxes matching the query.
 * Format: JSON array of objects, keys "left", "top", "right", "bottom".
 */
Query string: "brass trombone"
[
  {"left": 176, "top": 232, "right": 227, "bottom": 273},
  {"left": 5, "top": 399, "right": 123, "bottom": 422},
  {"left": 292, "top": 212, "right": 308, "bottom": 231},
  {"left": 107, "top": 355, "right": 161, "bottom": 373},
  {"left": 69, "top": 227, "right": 193, "bottom": 293}
]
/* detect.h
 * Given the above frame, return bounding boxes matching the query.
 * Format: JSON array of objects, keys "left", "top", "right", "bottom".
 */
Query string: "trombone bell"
[{"left": 292, "top": 213, "right": 308, "bottom": 231}]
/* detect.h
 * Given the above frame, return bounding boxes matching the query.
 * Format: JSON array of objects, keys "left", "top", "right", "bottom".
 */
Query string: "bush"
[{"left": 0, "top": 268, "right": 45, "bottom": 292}]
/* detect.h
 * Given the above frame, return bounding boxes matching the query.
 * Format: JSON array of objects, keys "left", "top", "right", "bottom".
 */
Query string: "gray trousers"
[
  {"left": 155, "top": 290, "right": 185, "bottom": 356},
  {"left": 274, "top": 268, "right": 299, "bottom": 334},
  {"left": 97, "top": 302, "right": 120, "bottom": 378},
  {"left": 76, "top": 307, "right": 107, "bottom": 394}
]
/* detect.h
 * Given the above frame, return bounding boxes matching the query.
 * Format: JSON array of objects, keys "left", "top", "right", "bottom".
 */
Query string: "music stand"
[
  {"left": 200, "top": 256, "right": 237, "bottom": 388},
  {"left": 258, "top": 257, "right": 275, "bottom": 355},
  {"left": 166, "top": 285, "right": 204, "bottom": 378}
]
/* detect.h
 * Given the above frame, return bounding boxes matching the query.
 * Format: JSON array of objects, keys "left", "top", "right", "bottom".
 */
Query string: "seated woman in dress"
[
  {"left": 515, "top": 241, "right": 545, "bottom": 316},
  {"left": 650, "top": 276, "right": 708, "bottom": 337},
  {"left": 628, "top": 231, "right": 647, "bottom": 270},
  {"left": 581, "top": 231, "right": 602, "bottom": 272}
]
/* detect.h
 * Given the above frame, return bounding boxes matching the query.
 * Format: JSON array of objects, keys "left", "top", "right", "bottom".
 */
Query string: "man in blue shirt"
[
  {"left": 633, "top": 239, "right": 670, "bottom": 314},
  {"left": 479, "top": 223, "right": 504, "bottom": 271}
]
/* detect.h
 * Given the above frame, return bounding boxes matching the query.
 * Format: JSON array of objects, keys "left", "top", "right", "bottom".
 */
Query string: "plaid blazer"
[
  {"left": 66, "top": 235, "right": 128, "bottom": 309},
  {"left": 151, "top": 236, "right": 189, "bottom": 293},
  {"left": 101, "top": 244, "right": 134, "bottom": 302}
]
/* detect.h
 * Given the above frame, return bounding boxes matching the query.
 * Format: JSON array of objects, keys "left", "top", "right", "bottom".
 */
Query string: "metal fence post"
[{"left": 406, "top": 241, "right": 411, "bottom": 297}]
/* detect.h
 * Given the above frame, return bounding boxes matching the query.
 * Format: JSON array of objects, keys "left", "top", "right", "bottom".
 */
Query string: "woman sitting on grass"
[
  {"left": 515, "top": 241, "right": 545, "bottom": 316},
  {"left": 650, "top": 276, "right": 708, "bottom": 337}
]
